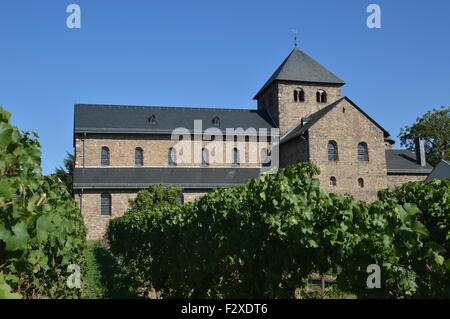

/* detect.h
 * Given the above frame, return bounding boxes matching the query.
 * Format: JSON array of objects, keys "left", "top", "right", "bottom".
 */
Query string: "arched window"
[
  {"left": 330, "top": 176, "right": 337, "bottom": 186},
  {"left": 168, "top": 147, "right": 176, "bottom": 166},
  {"left": 358, "top": 178, "right": 364, "bottom": 188},
  {"left": 201, "top": 148, "right": 209, "bottom": 166},
  {"left": 358, "top": 142, "right": 369, "bottom": 161},
  {"left": 317, "top": 90, "right": 327, "bottom": 103},
  {"left": 212, "top": 116, "right": 220, "bottom": 126},
  {"left": 261, "top": 148, "right": 271, "bottom": 167},
  {"left": 100, "top": 193, "right": 111, "bottom": 216},
  {"left": 232, "top": 148, "right": 240, "bottom": 166},
  {"left": 135, "top": 147, "right": 143, "bottom": 166},
  {"left": 328, "top": 141, "right": 338, "bottom": 161},
  {"left": 101, "top": 147, "right": 110, "bottom": 166},
  {"left": 175, "top": 193, "right": 184, "bottom": 204},
  {"left": 298, "top": 89, "right": 305, "bottom": 102},
  {"left": 293, "top": 90, "right": 298, "bottom": 102}
]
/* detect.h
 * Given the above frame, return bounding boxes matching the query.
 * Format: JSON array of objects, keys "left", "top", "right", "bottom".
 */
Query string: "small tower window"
[
  {"left": 317, "top": 90, "right": 327, "bottom": 103},
  {"left": 328, "top": 141, "right": 338, "bottom": 161},
  {"left": 212, "top": 116, "right": 220, "bottom": 126},
  {"left": 330, "top": 176, "right": 337, "bottom": 186},
  {"left": 168, "top": 147, "right": 176, "bottom": 166},
  {"left": 100, "top": 193, "right": 111, "bottom": 216},
  {"left": 101, "top": 147, "right": 110, "bottom": 166},
  {"left": 358, "top": 178, "right": 364, "bottom": 188},
  {"left": 232, "top": 148, "right": 240, "bottom": 166},
  {"left": 175, "top": 193, "right": 184, "bottom": 204},
  {"left": 261, "top": 148, "right": 271, "bottom": 167},
  {"left": 358, "top": 142, "right": 369, "bottom": 161},
  {"left": 148, "top": 114, "right": 156, "bottom": 125},
  {"left": 201, "top": 148, "right": 209, "bottom": 166},
  {"left": 135, "top": 147, "right": 143, "bottom": 166},
  {"left": 294, "top": 89, "right": 305, "bottom": 102}
]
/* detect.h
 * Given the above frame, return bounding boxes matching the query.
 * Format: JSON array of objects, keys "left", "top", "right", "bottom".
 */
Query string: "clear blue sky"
[{"left": 1, "top": 0, "right": 449, "bottom": 174}]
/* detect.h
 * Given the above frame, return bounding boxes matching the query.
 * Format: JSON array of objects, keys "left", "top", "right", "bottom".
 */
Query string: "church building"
[{"left": 73, "top": 47, "right": 433, "bottom": 239}]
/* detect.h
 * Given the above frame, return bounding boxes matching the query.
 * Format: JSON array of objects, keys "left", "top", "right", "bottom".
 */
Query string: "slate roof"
[
  {"left": 385, "top": 150, "right": 433, "bottom": 174},
  {"left": 73, "top": 167, "right": 262, "bottom": 189},
  {"left": 254, "top": 48, "right": 345, "bottom": 99},
  {"left": 424, "top": 160, "right": 450, "bottom": 182},
  {"left": 74, "top": 104, "right": 277, "bottom": 135},
  {"left": 280, "top": 97, "right": 390, "bottom": 144}
]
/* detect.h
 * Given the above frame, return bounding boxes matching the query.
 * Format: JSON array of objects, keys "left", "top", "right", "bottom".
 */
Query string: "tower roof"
[{"left": 254, "top": 48, "right": 345, "bottom": 99}]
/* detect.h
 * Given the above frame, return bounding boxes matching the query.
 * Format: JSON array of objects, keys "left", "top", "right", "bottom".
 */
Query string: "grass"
[
  {"left": 81, "top": 240, "right": 141, "bottom": 299},
  {"left": 81, "top": 240, "right": 354, "bottom": 299}
]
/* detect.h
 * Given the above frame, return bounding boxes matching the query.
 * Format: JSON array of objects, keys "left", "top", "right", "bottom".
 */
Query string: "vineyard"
[
  {"left": 0, "top": 107, "right": 86, "bottom": 298},
  {"left": 1, "top": 103, "right": 449, "bottom": 299},
  {"left": 108, "top": 164, "right": 450, "bottom": 299}
]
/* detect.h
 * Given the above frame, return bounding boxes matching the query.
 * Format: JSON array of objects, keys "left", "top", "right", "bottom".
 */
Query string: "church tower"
[{"left": 254, "top": 48, "right": 345, "bottom": 135}]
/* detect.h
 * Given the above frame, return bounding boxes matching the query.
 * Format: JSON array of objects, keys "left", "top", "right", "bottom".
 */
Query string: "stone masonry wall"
[
  {"left": 74, "top": 190, "right": 137, "bottom": 240},
  {"left": 279, "top": 133, "right": 309, "bottom": 168},
  {"left": 258, "top": 82, "right": 342, "bottom": 135},
  {"left": 75, "top": 189, "right": 209, "bottom": 240},
  {"left": 387, "top": 174, "right": 427, "bottom": 188},
  {"left": 308, "top": 99, "right": 388, "bottom": 202},
  {"left": 75, "top": 134, "right": 269, "bottom": 168},
  {"left": 277, "top": 82, "right": 342, "bottom": 135}
]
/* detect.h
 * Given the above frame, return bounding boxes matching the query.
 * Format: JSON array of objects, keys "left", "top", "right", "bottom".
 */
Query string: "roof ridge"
[{"left": 75, "top": 103, "right": 260, "bottom": 112}]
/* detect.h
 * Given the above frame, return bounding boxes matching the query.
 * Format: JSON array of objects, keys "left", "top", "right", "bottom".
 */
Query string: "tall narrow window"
[
  {"left": 358, "top": 178, "right": 364, "bottom": 188},
  {"left": 135, "top": 147, "right": 143, "bottom": 166},
  {"left": 168, "top": 147, "right": 176, "bottom": 166},
  {"left": 261, "top": 148, "right": 271, "bottom": 167},
  {"left": 293, "top": 90, "right": 298, "bottom": 102},
  {"left": 201, "top": 148, "right": 209, "bottom": 166},
  {"left": 328, "top": 141, "right": 338, "bottom": 161},
  {"left": 358, "top": 142, "right": 369, "bottom": 161},
  {"left": 101, "top": 147, "right": 110, "bottom": 166},
  {"left": 100, "top": 193, "right": 111, "bottom": 216},
  {"left": 317, "top": 90, "right": 327, "bottom": 103},
  {"left": 321, "top": 91, "right": 327, "bottom": 103},
  {"left": 298, "top": 89, "right": 305, "bottom": 102},
  {"left": 175, "top": 193, "right": 184, "bottom": 204},
  {"left": 232, "top": 148, "right": 240, "bottom": 166},
  {"left": 330, "top": 176, "right": 337, "bottom": 186}
]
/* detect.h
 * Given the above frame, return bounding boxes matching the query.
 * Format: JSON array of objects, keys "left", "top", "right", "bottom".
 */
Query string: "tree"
[
  {"left": 399, "top": 106, "right": 449, "bottom": 167},
  {"left": 53, "top": 152, "right": 75, "bottom": 192}
]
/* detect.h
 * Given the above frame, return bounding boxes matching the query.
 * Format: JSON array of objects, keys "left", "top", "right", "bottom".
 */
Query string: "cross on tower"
[{"left": 291, "top": 29, "right": 299, "bottom": 48}]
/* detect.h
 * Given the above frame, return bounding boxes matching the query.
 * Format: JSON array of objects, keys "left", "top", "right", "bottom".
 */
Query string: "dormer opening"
[
  {"left": 148, "top": 114, "right": 156, "bottom": 125},
  {"left": 212, "top": 116, "right": 220, "bottom": 127}
]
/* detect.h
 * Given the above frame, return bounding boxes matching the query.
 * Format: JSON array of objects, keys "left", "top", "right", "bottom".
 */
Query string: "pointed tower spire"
[{"left": 254, "top": 47, "right": 345, "bottom": 99}]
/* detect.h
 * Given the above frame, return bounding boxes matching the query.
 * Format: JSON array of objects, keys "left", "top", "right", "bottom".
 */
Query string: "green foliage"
[
  {"left": 107, "top": 164, "right": 357, "bottom": 298},
  {"left": 0, "top": 106, "right": 86, "bottom": 299},
  {"left": 107, "top": 163, "right": 450, "bottom": 299},
  {"left": 399, "top": 106, "right": 449, "bottom": 166},
  {"left": 52, "top": 152, "right": 75, "bottom": 192},
  {"left": 107, "top": 184, "right": 182, "bottom": 291}
]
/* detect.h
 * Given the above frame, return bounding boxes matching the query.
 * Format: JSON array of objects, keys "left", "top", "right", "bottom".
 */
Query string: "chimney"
[{"left": 414, "top": 138, "right": 426, "bottom": 167}]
